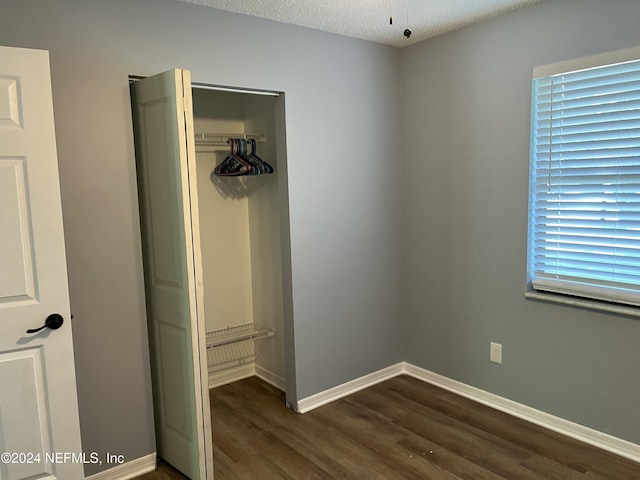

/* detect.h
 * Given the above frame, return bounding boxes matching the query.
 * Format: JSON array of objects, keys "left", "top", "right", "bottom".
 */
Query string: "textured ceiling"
[{"left": 176, "top": 0, "right": 539, "bottom": 47}]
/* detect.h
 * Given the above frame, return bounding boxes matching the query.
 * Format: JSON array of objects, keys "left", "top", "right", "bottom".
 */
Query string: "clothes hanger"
[
  {"left": 248, "top": 138, "right": 273, "bottom": 174},
  {"left": 214, "top": 138, "right": 252, "bottom": 176},
  {"left": 236, "top": 138, "right": 260, "bottom": 175}
]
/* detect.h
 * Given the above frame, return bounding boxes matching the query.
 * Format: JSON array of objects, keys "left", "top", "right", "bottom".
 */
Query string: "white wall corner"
[
  {"left": 401, "top": 362, "right": 640, "bottom": 466},
  {"left": 84, "top": 452, "right": 156, "bottom": 480}
]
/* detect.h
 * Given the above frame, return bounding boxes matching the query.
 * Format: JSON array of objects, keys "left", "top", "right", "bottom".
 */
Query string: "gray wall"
[
  {"left": 401, "top": 0, "right": 640, "bottom": 444},
  {"left": 0, "top": 0, "right": 402, "bottom": 475}
]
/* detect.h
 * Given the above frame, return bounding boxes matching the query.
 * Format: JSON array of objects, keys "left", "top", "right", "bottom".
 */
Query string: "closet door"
[{"left": 131, "top": 69, "right": 213, "bottom": 479}]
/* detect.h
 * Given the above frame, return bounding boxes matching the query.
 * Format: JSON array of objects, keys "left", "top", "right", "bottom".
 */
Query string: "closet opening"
[
  {"left": 192, "top": 86, "right": 288, "bottom": 392},
  {"left": 131, "top": 70, "right": 295, "bottom": 480}
]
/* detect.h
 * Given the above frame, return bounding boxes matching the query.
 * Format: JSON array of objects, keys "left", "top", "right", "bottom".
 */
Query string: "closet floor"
[{"left": 138, "top": 375, "right": 640, "bottom": 479}]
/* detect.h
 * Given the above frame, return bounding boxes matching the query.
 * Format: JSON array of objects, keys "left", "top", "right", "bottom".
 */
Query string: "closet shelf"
[
  {"left": 206, "top": 323, "right": 274, "bottom": 349},
  {"left": 194, "top": 132, "right": 266, "bottom": 146}
]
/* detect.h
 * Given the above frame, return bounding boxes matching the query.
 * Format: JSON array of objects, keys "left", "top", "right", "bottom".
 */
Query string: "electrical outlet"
[{"left": 490, "top": 342, "right": 502, "bottom": 364}]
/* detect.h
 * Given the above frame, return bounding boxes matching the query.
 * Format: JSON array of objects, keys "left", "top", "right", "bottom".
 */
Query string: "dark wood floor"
[{"left": 137, "top": 375, "right": 639, "bottom": 479}]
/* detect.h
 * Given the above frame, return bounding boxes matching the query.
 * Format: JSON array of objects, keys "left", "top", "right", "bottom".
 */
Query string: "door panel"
[
  {"left": 0, "top": 76, "right": 22, "bottom": 128},
  {"left": 159, "top": 324, "right": 191, "bottom": 436},
  {"left": 131, "top": 69, "right": 213, "bottom": 479},
  {"left": 0, "top": 348, "right": 54, "bottom": 479},
  {"left": 0, "top": 157, "right": 36, "bottom": 303},
  {"left": 0, "top": 45, "right": 83, "bottom": 480}
]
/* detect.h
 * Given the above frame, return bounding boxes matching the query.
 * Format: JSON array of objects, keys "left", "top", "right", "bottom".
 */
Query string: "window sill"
[{"left": 525, "top": 291, "right": 640, "bottom": 319}]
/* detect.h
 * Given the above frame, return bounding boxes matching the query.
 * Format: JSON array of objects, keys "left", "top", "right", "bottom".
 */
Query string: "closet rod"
[{"left": 194, "top": 132, "right": 267, "bottom": 146}]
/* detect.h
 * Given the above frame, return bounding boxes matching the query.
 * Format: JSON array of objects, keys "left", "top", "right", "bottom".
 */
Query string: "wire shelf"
[
  {"left": 206, "top": 323, "right": 274, "bottom": 349},
  {"left": 194, "top": 132, "right": 266, "bottom": 146}
]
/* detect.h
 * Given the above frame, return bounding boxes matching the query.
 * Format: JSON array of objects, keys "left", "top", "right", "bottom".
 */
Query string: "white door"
[
  {"left": 0, "top": 46, "right": 84, "bottom": 479},
  {"left": 131, "top": 69, "right": 213, "bottom": 479}
]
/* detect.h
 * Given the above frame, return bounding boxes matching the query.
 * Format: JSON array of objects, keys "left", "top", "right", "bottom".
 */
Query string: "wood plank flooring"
[{"left": 136, "top": 375, "right": 640, "bottom": 479}]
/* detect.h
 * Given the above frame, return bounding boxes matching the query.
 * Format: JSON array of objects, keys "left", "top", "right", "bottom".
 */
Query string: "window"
[{"left": 528, "top": 46, "right": 640, "bottom": 307}]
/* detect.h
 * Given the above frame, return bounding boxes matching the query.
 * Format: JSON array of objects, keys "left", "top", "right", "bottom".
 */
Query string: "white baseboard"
[
  {"left": 208, "top": 363, "right": 255, "bottom": 389},
  {"left": 402, "top": 362, "right": 640, "bottom": 465},
  {"left": 294, "top": 362, "right": 640, "bottom": 464},
  {"left": 255, "top": 364, "right": 286, "bottom": 391},
  {"left": 296, "top": 363, "right": 404, "bottom": 413},
  {"left": 85, "top": 453, "right": 156, "bottom": 480},
  {"left": 208, "top": 363, "right": 285, "bottom": 391}
]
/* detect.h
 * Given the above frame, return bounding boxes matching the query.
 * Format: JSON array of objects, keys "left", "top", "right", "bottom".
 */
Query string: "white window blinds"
[{"left": 529, "top": 52, "right": 640, "bottom": 306}]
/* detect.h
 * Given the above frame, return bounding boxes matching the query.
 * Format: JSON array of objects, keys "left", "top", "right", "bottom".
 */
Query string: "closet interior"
[{"left": 192, "top": 87, "right": 287, "bottom": 391}]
